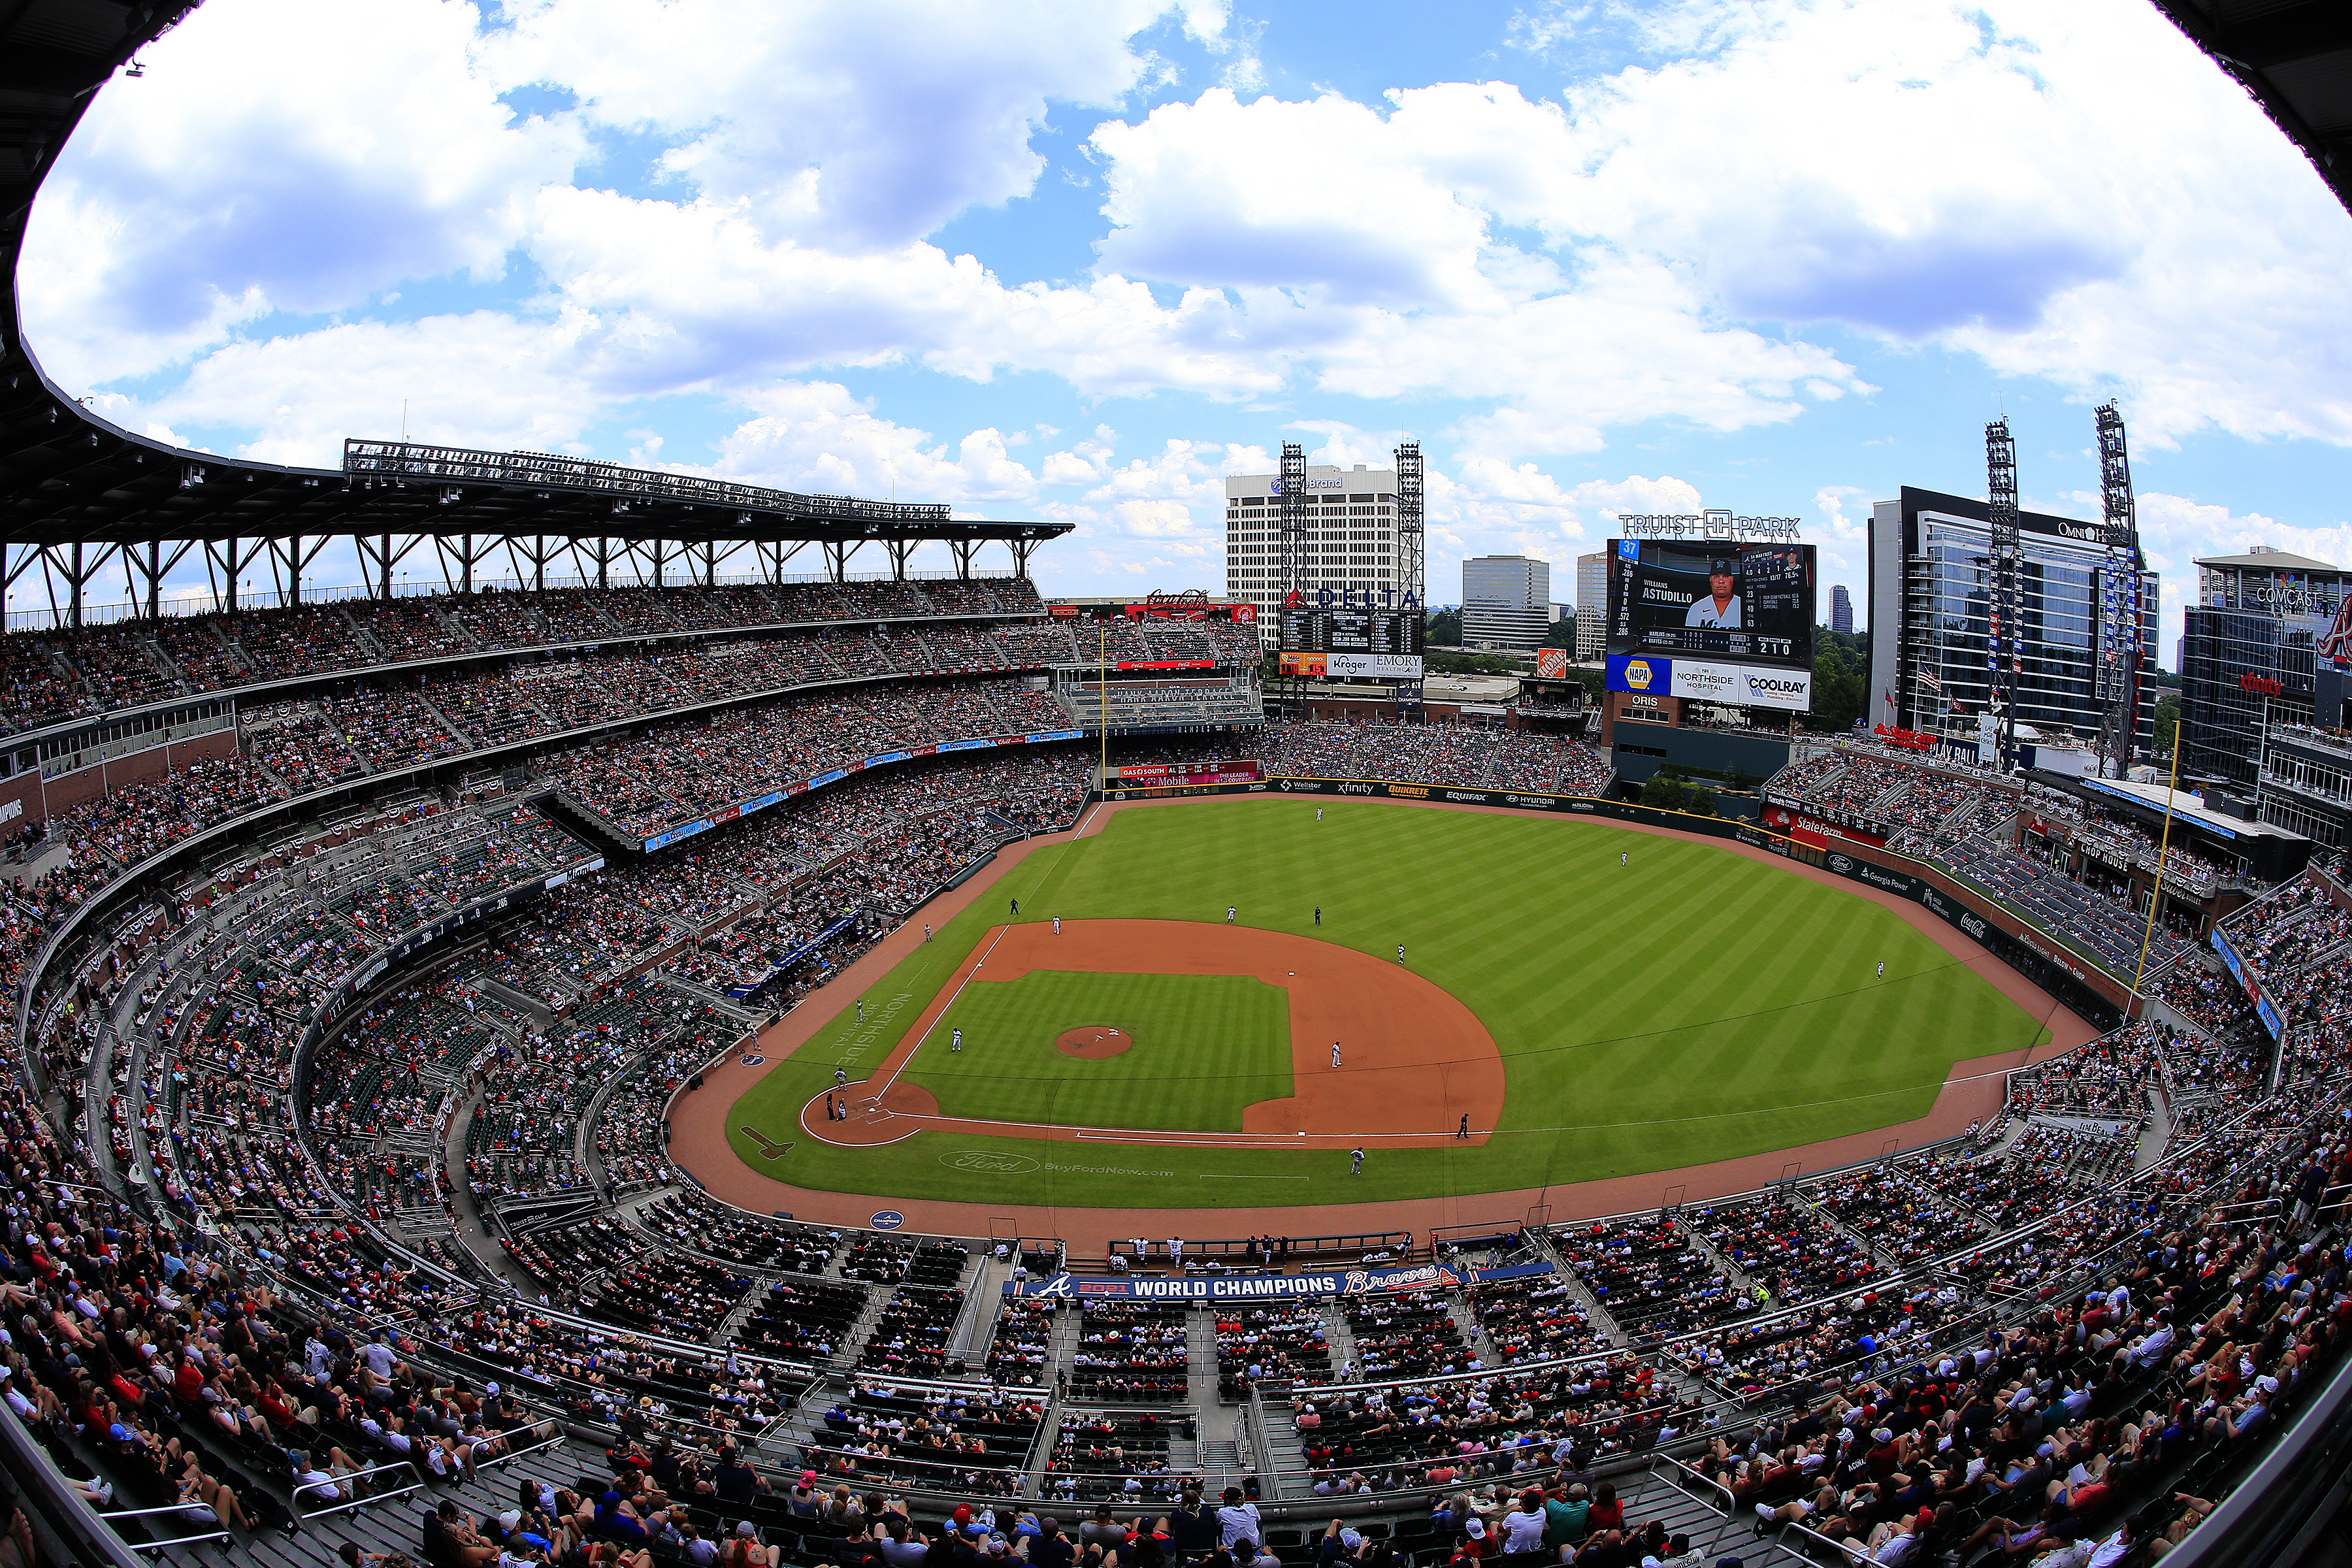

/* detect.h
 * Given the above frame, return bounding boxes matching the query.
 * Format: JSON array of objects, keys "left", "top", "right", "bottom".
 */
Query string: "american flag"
[{"left": 1919, "top": 667, "right": 1942, "bottom": 693}]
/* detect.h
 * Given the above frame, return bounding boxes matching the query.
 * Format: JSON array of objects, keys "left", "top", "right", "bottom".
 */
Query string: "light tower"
[
  {"left": 1393, "top": 440, "right": 1424, "bottom": 608},
  {"left": 2094, "top": 403, "right": 2145, "bottom": 781},
  {"left": 1985, "top": 419, "right": 2021, "bottom": 766},
  {"left": 1277, "top": 442, "right": 1309, "bottom": 719}
]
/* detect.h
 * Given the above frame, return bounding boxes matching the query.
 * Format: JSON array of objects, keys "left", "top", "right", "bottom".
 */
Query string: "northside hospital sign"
[{"left": 1004, "top": 1260, "right": 1555, "bottom": 1299}]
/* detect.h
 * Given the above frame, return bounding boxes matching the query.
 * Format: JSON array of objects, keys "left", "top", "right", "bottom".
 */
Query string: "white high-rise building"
[
  {"left": 1576, "top": 551, "right": 1609, "bottom": 659},
  {"left": 1462, "top": 555, "right": 1552, "bottom": 649},
  {"left": 1224, "top": 464, "right": 1400, "bottom": 638}
]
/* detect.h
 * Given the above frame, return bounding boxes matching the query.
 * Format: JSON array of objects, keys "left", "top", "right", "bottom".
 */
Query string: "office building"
[
  {"left": 1462, "top": 555, "right": 1552, "bottom": 649},
  {"left": 1867, "top": 487, "right": 2158, "bottom": 764},
  {"left": 1223, "top": 464, "right": 1398, "bottom": 638},
  {"left": 2181, "top": 547, "right": 2352, "bottom": 789},
  {"left": 1576, "top": 551, "right": 1608, "bottom": 659},
  {"left": 1831, "top": 584, "right": 1854, "bottom": 634}
]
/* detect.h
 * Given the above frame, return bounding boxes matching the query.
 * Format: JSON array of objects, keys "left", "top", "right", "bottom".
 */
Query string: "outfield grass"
[
  {"left": 727, "top": 797, "right": 2052, "bottom": 1209},
  {"left": 913, "top": 970, "right": 1292, "bottom": 1131}
]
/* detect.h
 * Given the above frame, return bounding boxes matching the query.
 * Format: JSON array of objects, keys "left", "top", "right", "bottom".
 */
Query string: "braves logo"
[{"left": 2323, "top": 595, "right": 2352, "bottom": 665}]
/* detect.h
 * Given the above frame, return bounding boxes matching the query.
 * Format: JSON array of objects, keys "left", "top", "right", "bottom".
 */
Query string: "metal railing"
[
  {"left": 291, "top": 1458, "right": 424, "bottom": 1520},
  {"left": 344, "top": 440, "right": 953, "bottom": 523}
]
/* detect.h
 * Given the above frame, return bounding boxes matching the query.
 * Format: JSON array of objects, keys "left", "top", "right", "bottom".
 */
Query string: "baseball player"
[
  {"left": 1331, "top": 1042, "right": 1342, "bottom": 1069},
  {"left": 1877, "top": 960, "right": 1884, "bottom": 978},
  {"left": 1316, "top": 808, "right": 1323, "bottom": 821},
  {"left": 951, "top": 1028, "right": 963, "bottom": 1053},
  {"left": 1685, "top": 557, "right": 1743, "bottom": 628},
  {"left": 834, "top": 1067, "right": 848, "bottom": 1088},
  {"left": 1397, "top": 943, "right": 1405, "bottom": 963},
  {"left": 1350, "top": 1148, "right": 1364, "bottom": 1176},
  {"left": 1621, "top": 851, "right": 1627, "bottom": 866},
  {"left": 1053, "top": 916, "right": 1062, "bottom": 935},
  {"left": 1227, "top": 906, "right": 1236, "bottom": 924}
]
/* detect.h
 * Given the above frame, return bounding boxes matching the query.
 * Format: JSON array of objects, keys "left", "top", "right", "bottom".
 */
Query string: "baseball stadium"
[{"left": 0, "top": 7, "right": 2347, "bottom": 1568}]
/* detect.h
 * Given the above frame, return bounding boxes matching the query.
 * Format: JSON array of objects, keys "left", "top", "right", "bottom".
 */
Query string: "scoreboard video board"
[
  {"left": 1279, "top": 606, "right": 1425, "bottom": 656},
  {"left": 1607, "top": 538, "right": 1815, "bottom": 670}
]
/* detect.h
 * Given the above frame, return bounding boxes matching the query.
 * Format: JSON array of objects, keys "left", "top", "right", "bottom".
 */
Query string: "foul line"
[
  {"left": 809, "top": 1056, "right": 2029, "bottom": 1151},
  {"left": 872, "top": 796, "right": 1103, "bottom": 1103}
]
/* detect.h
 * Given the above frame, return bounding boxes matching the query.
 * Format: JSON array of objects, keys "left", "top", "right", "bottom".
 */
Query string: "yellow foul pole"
[{"left": 2132, "top": 717, "right": 2185, "bottom": 1006}]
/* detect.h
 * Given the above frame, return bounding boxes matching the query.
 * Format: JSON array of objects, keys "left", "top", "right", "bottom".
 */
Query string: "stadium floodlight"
[
  {"left": 438, "top": 487, "right": 462, "bottom": 506},
  {"left": 178, "top": 464, "right": 204, "bottom": 488}
]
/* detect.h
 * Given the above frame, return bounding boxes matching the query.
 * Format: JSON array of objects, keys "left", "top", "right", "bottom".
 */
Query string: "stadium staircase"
[
  {"left": 1315, "top": 1301, "right": 1360, "bottom": 1380},
  {"left": 1255, "top": 1396, "right": 1307, "bottom": 1499}
]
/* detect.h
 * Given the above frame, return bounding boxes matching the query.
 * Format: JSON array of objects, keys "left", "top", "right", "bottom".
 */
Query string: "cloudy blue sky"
[{"left": 21, "top": 0, "right": 2352, "bottom": 659}]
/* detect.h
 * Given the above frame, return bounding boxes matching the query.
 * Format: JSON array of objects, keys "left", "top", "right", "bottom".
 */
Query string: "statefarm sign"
[{"left": 1004, "top": 1260, "right": 1553, "bottom": 1299}]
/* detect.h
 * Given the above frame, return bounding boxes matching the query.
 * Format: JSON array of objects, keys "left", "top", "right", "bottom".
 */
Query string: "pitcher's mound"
[{"left": 1057, "top": 1026, "right": 1132, "bottom": 1058}]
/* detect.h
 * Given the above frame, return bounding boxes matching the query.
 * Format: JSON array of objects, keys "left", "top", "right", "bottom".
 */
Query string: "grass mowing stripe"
[{"left": 725, "top": 798, "right": 2048, "bottom": 1208}]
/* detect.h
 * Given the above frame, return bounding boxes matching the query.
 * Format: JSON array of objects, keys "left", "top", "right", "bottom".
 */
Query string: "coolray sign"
[
  {"left": 1005, "top": 1260, "right": 1553, "bottom": 1299},
  {"left": 1668, "top": 659, "right": 1812, "bottom": 711},
  {"left": 1327, "top": 652, "right": 1425, "bottom": 680},
  {"left": 641, "top": 730, "right": 1086, "bottom": 850},
  {"left": 1613, "top": 652, "right": 1812, "bottom": 709}
]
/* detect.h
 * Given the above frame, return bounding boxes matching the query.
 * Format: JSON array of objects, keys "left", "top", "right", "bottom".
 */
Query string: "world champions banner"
[{"left": 1004, "top": 1260, "right": 1554, "bottom": 1299}]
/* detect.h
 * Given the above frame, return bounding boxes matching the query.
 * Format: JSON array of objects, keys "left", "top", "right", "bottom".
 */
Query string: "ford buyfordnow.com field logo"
[
  {"left": 1829, "top": 853, "right": 1855, "bottom": 875},
  {"left": 942, "top": 1151, "right": 1041, "bottom": 1174}
]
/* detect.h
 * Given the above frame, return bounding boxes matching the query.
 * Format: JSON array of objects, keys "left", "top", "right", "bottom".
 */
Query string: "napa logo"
[{"left": 1624, "top": 659, "right": 1656, "bottom": 691}]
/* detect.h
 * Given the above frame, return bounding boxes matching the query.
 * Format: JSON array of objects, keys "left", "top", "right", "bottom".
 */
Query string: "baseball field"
[{"left": 723, "top": 797, "right": 2051, "bottom": 1209}]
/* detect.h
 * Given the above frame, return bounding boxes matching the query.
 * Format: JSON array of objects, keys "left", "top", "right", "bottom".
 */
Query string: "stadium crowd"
[{"left": 6, "top": 612, "right": 2352, "bottom": 1568}]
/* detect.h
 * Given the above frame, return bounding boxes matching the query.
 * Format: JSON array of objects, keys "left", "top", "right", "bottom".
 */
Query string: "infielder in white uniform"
[{"left": 1331, "top": 1042, "right": 1342, "bottom": 1068}]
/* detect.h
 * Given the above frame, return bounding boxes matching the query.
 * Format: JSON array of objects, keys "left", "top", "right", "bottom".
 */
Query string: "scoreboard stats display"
[
  {"left": 1280, "top": 606, "right": 1425, "bottom": 656},
  {"left": 1607, "top": 538, "right": 1816, "bottom": 671}
]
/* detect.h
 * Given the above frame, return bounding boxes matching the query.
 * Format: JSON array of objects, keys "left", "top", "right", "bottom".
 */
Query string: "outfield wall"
[{"left": 1106, "top": 774, "right": 2134, "bottom": 1028}]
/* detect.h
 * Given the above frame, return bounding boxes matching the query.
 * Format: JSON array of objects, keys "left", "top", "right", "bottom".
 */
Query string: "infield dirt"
[{"left": 798, "top": 919, "right": 1505, "bottom": 1148}]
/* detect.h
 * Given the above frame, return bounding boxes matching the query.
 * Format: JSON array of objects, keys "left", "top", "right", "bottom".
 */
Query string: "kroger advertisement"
[{"left": 1607, "top": 654, "right": 1812, "bottom": 713}]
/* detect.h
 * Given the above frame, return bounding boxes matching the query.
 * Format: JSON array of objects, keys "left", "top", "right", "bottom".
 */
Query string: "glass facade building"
[
  {"left": 2180, "top": 550, "right": 2349, "bottom": 789},
  {"left": 1462, "top": 555, "right": 1553, "bottom": 649},
  {"left": 1868, "top": 487, "right": 2156, "bottom": 762}
]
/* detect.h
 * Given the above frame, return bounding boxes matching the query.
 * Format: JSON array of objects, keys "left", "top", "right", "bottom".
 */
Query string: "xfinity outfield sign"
[{"left": 1607, "top": 653, "right": 1812, "bottom": 712}]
